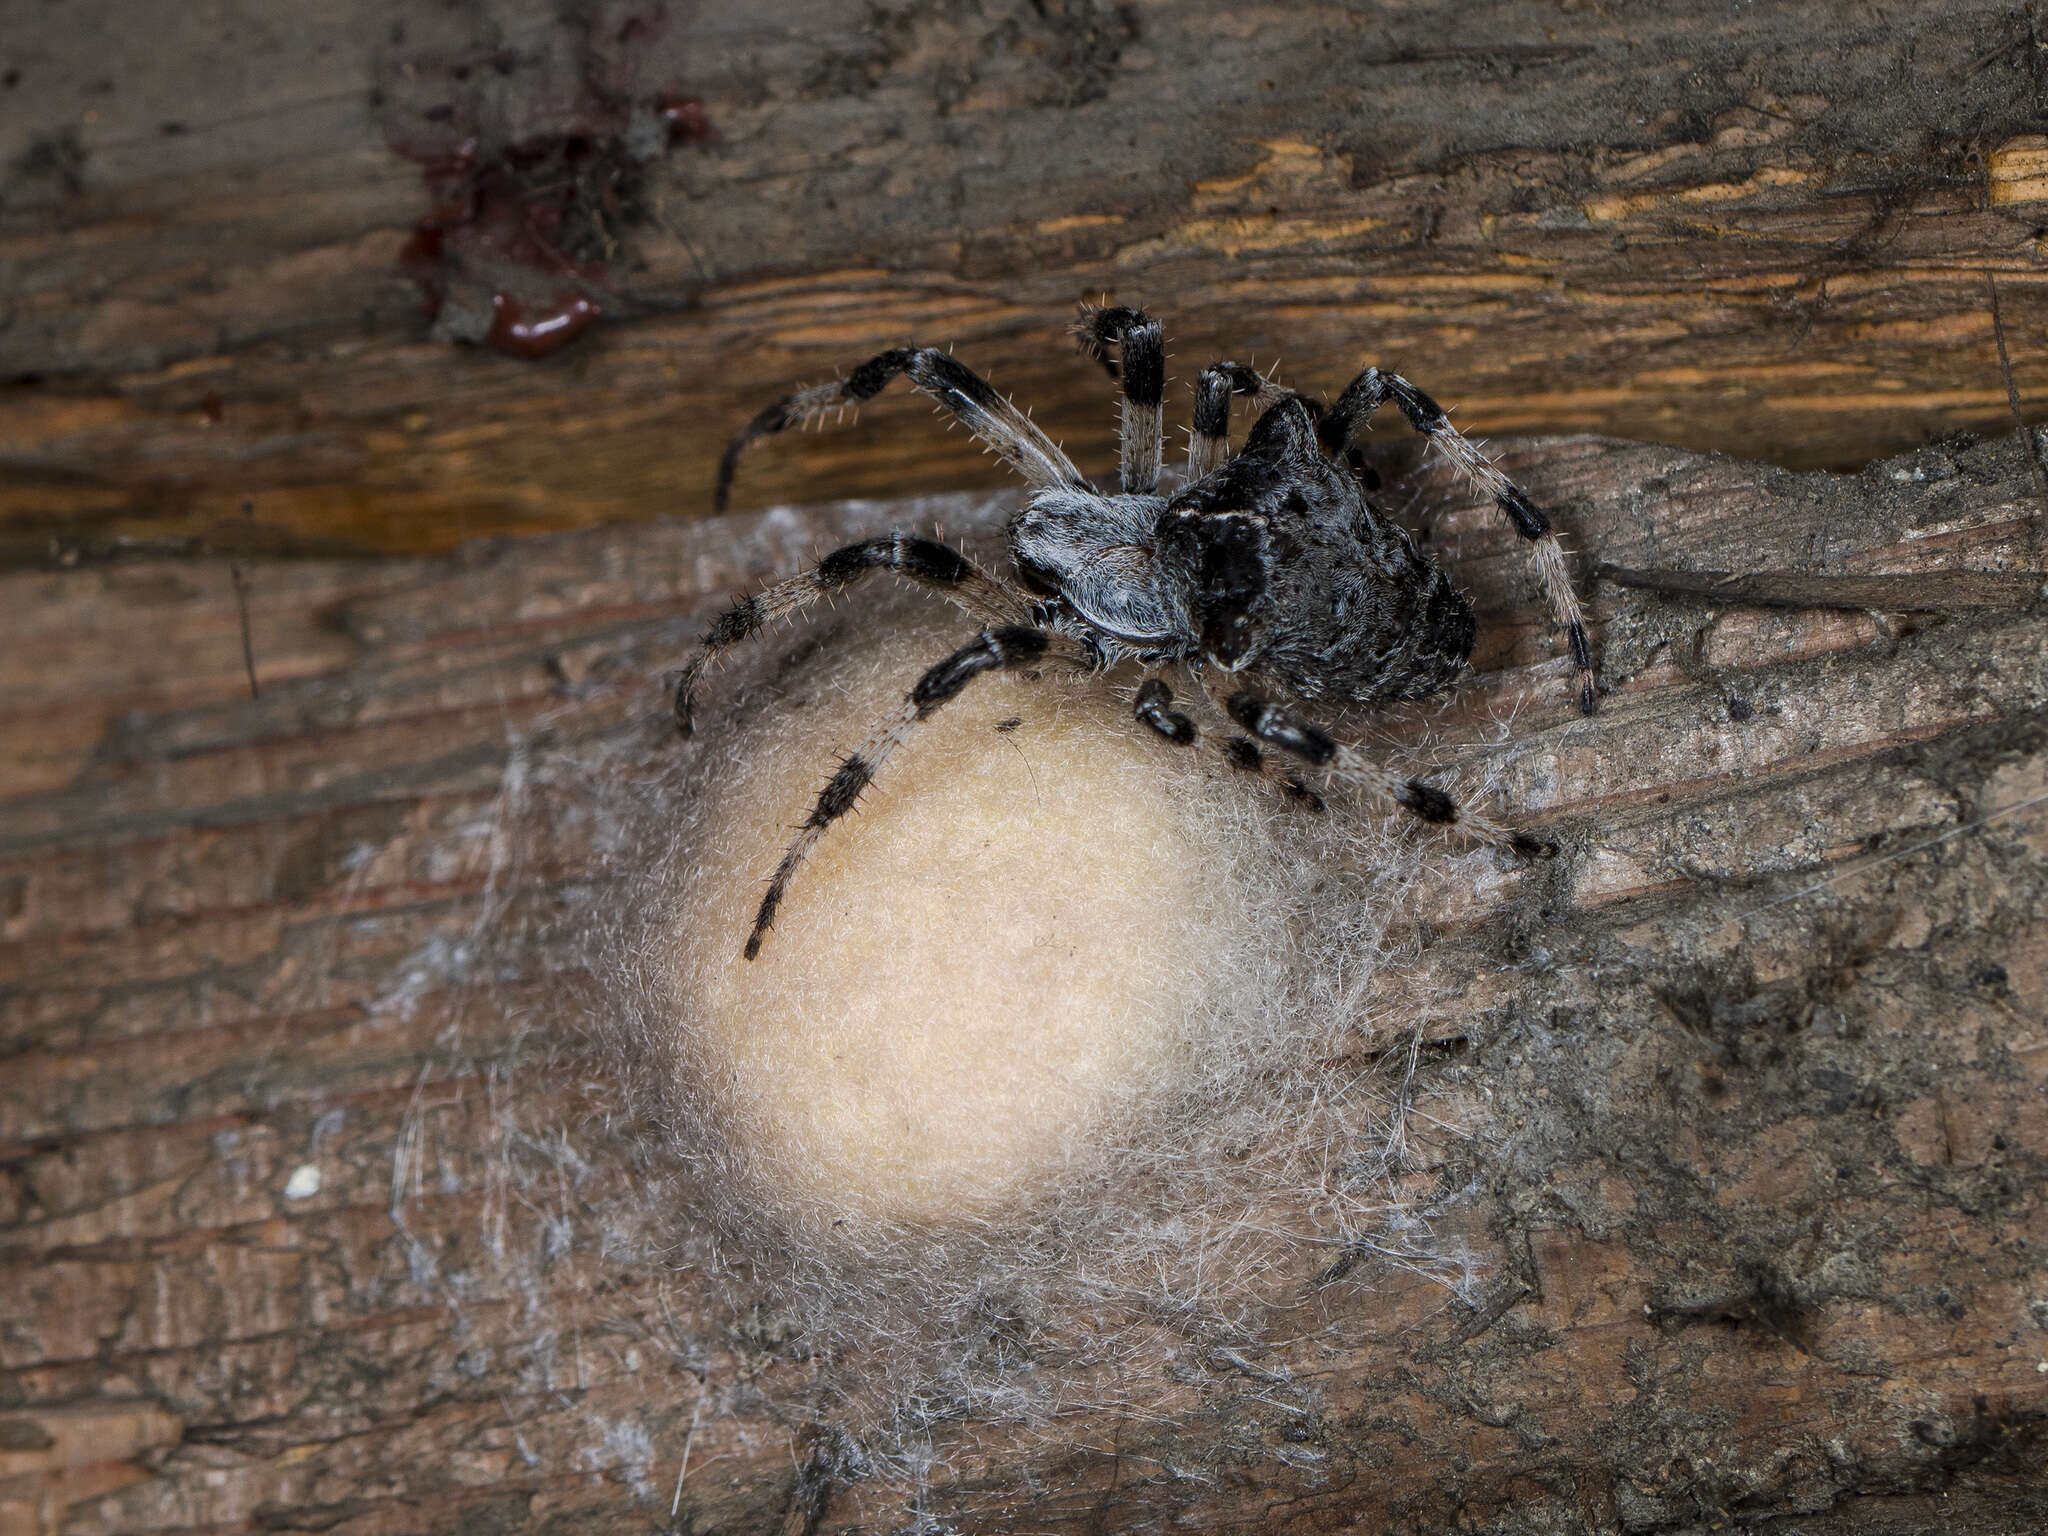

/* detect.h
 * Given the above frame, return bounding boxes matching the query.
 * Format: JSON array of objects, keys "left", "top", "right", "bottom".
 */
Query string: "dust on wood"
[{"left": 2, "top": 429, "right": 2044, "bottom": 1532}]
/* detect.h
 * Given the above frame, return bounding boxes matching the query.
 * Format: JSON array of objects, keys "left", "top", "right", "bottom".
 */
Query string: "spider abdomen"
[
  {"left": 1339, "top": 568, "right": 1475, "bottom": 703},
  {"left": 1256, "top": 559, "right": 1474, "bottom": 705}
]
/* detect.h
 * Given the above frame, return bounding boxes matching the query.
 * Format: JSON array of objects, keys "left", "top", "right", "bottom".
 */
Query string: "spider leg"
[
  {"left": 1171, "top": 669, "right": 1326, "bottom": 810},
  {"left": 1187, "top": 362, "right": 1294, "bottom": 480},
  {"left": 1211, "top": 734, "right": 1328, "bottom": 813},
  {"left": 1224, "top": 686, "right": 1554, "bottom": 856},
  {"left": 1132, "top": 675, "right": 1196, "bottom": 744},
  {"left": 1320, "top": 367, "right": 1597, "bottom": 715},
  {"left": 673, "top": 535, "right": 1033, "bottom": 735},
  {"left": 744, "top": 624, "right": 1092, "bottom": 959},
  {"left": 715, "top": 347, "right": 1087, "bottom": 513},
  {"left": 1072, "top": 303, "right": 1166, "bottom": 493},
  {"left": 1134, "top": 673, "right": 1325, "bottom": 809}
]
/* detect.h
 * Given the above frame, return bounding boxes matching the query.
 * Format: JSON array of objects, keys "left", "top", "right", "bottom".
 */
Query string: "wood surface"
[
  {"left": 3, "top": 428, "right": 2046, "bottom": 1533},
  {"left": 8, "top": 1, "right": 2048, "bottom": 563}
]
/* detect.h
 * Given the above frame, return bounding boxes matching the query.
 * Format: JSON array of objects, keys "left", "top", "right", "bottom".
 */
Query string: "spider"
[{"left": 678, "top": 304, "right": 1595, "bottom": 959}]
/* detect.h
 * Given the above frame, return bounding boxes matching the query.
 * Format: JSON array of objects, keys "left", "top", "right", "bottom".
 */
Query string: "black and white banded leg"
[
  {"left": 1226, "top": 688, "right": 1553, "bottom": 855},
  {"left": 714, "top": 346, "right": 1088, "bottom": 513},
  {"left": 1135, "top": 675, "right": 1324, "bottom": 808},
  {"left": 1132, "top": 676, "right": 1197, "bottom": 745},
  {"left": 1071, "top": 303, "right": 1166, "bottom": 493},
  {"left": 745, "top": 625, "right": 1092, "bottom": 959},
  {"left": 1320, "top": 367, "right": 1597, "bottom": 715},
  {"left": 1176, "top": 670, "right": 1326, "bottom": 810},
  {"left": 1187, "top": 361, "right": 1293, "bottom": 480},
  {"left": 1214, "top": 734, "right": 1327, "bottom": 812},
  {"left": 673, "top": 535, "right": 1032, "bottom": 734}
]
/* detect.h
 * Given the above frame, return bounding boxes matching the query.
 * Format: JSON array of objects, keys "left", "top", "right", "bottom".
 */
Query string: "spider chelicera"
[{"left": 678, "top": 304, "right": 1595, "bottom": 959}]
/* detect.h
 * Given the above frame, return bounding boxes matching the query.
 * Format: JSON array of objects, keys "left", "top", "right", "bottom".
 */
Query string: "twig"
[
  {"left": 1594, "top": 563, "right": 2042, "bottom": 615},
  {"left": 670, "top": 1396, "right": 703, "bottom": 1518},
  {"left": 229, "top": 562, "right": 260, "bottom": 699},
  {"left": 1456, "top": 1280, "right": 1532, "bottom": 1342},
  {"left": 230, "top": 499, "right": 260, "bottom": 699}
]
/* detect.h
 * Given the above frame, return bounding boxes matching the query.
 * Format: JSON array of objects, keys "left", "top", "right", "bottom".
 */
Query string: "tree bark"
[{"left": 2, "top": 428, "right": 2045, "bottom": 1533}]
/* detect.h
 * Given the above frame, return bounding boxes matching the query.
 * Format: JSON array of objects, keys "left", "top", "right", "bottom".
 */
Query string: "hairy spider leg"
[
  {"left": 1071, "top": 304, "right": 1167, "bottom": 493},
  {"left": 1169, "top": 669, "right": 1326, "bottom": 810},
  {"left": 1214, "top": 734, "right": 1329, "bottom": 812},
  {"left": 1224, "top": 687, "right": 1555, "bottom": 856},
  {"left": 672, "top": 535, "right": 1034, "bottom": 735},
  {"left": 1187, "top": 362, "right": 1293, "bottom": 481},
  {"left": 743, "top": 624, "right": 1094, "bottom": 959},
  {"left": 1132, "top": 675, "right": 1197, "bottom": 744},
  {"left": 1320, "top": 368, "right": 1598, "bottom": 715},
  {"left": 714, "top": 346, "right": 1088, "bottom": 514}
]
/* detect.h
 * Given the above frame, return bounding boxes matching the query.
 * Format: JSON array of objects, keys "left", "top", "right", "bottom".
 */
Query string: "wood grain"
[
  {"left": 7, "top": 2, "right": 2048, "bottom": 563},
  {"left": 3, "top": 429, "right": 2044, "bottom": 1531}
]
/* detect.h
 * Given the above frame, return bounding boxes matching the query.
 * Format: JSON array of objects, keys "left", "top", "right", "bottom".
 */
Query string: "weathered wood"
[
  {"left": 7, "top": 2, "right": 2048, "bottom": 563},
  {"left": 2, "top": 430, "right": 2045, "bottom": 1532}
]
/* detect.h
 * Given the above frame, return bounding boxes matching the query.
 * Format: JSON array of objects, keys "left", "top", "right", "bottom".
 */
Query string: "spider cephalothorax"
[{"left": 680, "top": 304, "right": 1595, "bottom": 958}]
